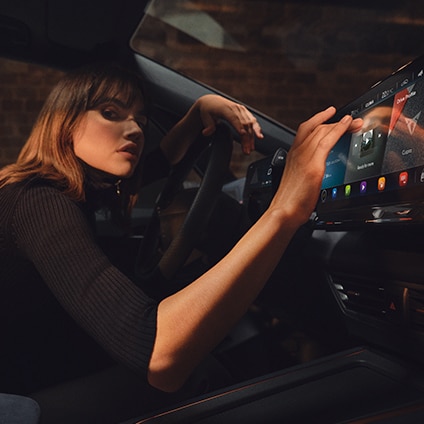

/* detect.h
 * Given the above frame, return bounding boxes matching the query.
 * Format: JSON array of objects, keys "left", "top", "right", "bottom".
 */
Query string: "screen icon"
[
  {"left": 405, "top": 111, "right": 421, "bottom": 135},
  {"left": 345, "top": 185, "right": 351, "bottom": 197},
  {"left": 332, "top": 187, "right": 337, "bottom": 199},
  {"left": 321, "top": 190, "right": 327, "bottom": 202},
  {"left": 378, "top": 177, "right": 386, "bottom": 191},
  {"left": 360, "top": 181, "right": 367, "bottom": 194},
  {"left": 399, "top": 172, "right": 408, "bottom": 187}
]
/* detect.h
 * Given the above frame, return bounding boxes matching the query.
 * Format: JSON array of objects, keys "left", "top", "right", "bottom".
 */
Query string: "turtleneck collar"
[{"left": 78, "top": 159, "right": 122, "bottom": 211}]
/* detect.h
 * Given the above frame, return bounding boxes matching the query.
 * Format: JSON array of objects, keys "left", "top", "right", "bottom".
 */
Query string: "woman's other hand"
[{"left": 196, "top": 94, "right": 263, "bottom": 154}]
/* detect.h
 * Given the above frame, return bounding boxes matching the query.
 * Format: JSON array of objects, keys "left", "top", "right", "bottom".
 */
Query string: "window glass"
[
  {"left": 0, "top": 59, "right": 64, "bottom": 168},
  {"left": 132, "top": 0, "right": 424, "bottom": 130}
]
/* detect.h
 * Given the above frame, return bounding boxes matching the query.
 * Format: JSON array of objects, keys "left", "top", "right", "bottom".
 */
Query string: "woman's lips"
[{"left": 118, "top": 143, "right": 139, "bottom": 160}]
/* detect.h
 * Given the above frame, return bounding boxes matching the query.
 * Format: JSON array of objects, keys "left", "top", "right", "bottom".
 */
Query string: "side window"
[
  {"left": 132, "top": 0, "right": 424, "bottom": 134},
  {"left": 0, "top": 59, "right": 64, "bottom": 168}
]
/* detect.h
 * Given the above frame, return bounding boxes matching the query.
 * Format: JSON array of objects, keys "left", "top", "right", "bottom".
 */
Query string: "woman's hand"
[
  {"left": 270, "top": 106, "right": 363, "bottom": 225},
  {"left": 195, "top": 94, "right": 263, "bottom": 154},
  {"left": 161, "top": 94, "right": 263, "bottom": 165}
]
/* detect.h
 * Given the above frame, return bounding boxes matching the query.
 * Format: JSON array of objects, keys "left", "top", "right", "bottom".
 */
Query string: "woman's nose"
[{"left": 125, "top": 118, "right": 144, "bottom": 141}]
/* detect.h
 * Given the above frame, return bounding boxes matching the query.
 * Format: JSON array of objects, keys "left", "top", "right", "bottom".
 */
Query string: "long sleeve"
[{"left": 8, "top": 182, "right": 158, "bottom": 377}]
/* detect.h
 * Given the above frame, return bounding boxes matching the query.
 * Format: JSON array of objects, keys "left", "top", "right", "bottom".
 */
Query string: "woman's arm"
[
  {"left": 148, "top": 106, "right": 363, "bottom": 392},
  {"left": 159, "top": 94, "right": 263, "bottom": 165},
  {"left": 12, "top": 184, "right": 158, "bottom": 376}
]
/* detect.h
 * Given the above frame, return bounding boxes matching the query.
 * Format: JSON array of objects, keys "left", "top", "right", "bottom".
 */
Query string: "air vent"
[{"left": 332, "top": 275, "right": 386, "bottom": 319}]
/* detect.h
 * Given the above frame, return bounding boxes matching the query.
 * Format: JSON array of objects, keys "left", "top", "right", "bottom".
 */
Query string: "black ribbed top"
[{"left": 0, "top": 179, "right": 158, "bottom": 391}]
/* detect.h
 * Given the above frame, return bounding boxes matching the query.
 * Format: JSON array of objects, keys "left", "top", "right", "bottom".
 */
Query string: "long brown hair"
[{"left": 0, "top": 63, "right": 148, "bottom": 223}]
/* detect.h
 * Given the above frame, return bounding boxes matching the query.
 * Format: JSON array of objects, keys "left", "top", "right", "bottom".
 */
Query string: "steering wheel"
[{"left": 135, "top": 123, "right": 233, "bottom": 286}]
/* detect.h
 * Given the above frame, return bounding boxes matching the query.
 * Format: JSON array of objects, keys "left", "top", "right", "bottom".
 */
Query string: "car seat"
[{"left": 0, "top": 393, "right": 40, "bottom": 423}]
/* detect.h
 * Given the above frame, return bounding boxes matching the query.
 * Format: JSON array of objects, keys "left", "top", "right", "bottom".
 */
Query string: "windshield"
[{"left": 132, "top": 0, "right": 424, "bottom": 130}]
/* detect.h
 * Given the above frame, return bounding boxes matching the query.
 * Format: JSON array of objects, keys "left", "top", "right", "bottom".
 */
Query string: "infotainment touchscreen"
[{"left": 315, "top": 55, "right": 424, "bottom": 228}]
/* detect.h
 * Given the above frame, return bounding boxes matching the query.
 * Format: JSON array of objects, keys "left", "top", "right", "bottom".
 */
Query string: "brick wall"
[
  {"left": 134, "top": 0, "right": 422, "bottom": 130},
  {"left": 0, "top": 60, "right": 64, "bottom": 168}
]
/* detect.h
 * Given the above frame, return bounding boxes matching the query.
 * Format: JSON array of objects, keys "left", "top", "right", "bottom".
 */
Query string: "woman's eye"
[
  {"left": 136, "top": 117, "right": 148, "bottom": 130},
  {"left": 101, "top": 108, "right": 119, "bottom": 120}
]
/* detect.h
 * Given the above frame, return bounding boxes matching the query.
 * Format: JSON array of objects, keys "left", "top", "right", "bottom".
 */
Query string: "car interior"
[{"left": 1, "top": 0, "right": 424, "bottom": 423}]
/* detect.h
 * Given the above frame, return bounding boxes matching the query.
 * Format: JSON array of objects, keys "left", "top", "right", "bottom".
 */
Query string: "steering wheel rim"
[{"left": 135, "top": 123, "right": 233, "bottom": 283}]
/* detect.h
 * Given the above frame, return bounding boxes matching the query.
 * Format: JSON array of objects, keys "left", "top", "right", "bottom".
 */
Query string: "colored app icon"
[
  {"left": 360, "top": 181, "right": 367, "bottom": 193},
  {"left": 399, "top": 172, "right": 408, "bottom": 187},
  {"left": 332, "top": 187, "right": 337, "bottom": 199},
  {"left": 378, "top": 177, "right": 386, "bottom": 191},
  {"left": 345, "top": 184, "right": 351, "bottom": 197}
]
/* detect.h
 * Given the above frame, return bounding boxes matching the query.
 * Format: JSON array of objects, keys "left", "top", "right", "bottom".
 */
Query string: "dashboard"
[
  {"left": 134, "top": 56, "right": 424, "bottom": 424},
  {"left": 242, "top": 55, "right": 424, "bottom": 362}
]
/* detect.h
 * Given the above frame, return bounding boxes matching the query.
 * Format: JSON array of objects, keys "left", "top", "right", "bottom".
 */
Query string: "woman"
[{"left": 0, "top": 63, "right": 362, "bottom": 422}]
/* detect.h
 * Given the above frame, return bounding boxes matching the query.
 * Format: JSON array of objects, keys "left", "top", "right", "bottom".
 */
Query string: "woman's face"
[{"left": 73, "top": 97, "right": 147, "bottom": 178}]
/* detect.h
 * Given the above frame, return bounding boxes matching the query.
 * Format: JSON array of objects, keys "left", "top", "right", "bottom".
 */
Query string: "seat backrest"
[{"left": 0, "top": 393, "right": 40, "bottom": 424}]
